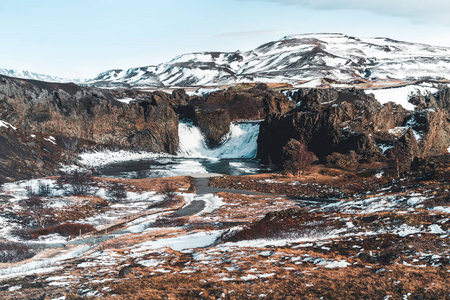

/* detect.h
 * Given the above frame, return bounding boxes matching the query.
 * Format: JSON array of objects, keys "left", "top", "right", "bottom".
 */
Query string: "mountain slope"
[
  {"left": 86, "top": 33, "right": 450, "bottom": 88},
  {"left": 0, "top": 69, "right": 82, "bottom": 83}
]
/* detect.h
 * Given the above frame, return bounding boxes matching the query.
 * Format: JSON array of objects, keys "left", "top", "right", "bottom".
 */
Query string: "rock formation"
[
  {"left": 257, "top": 87, "right": 450, "bottom": 168},
  {"left": 0, "top": 76, "right": 179, "bottom": 154}
]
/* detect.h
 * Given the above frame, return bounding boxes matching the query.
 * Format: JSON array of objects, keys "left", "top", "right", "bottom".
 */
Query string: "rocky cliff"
[
  {"left": 0, "top": 76, "right": 179, "bottom": 154},
  {"left": 0, "top": 122, "right": 70, "bottom": 183},
  {"left": 257, "top": 87, "right": 450, "bottom": 168}
]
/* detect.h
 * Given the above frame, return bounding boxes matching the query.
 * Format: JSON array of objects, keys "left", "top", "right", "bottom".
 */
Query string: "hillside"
[{"left": 86, "top": 33, "right": 450, "bottom": 88}]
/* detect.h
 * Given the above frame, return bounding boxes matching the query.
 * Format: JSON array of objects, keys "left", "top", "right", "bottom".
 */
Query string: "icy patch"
[
  {"left": 388, "top": 126, "right": 408, "bottom": 136},
  {"left": 0, "top": 246, "right": 90, "bottom": 279},
  {"left": 378, "top": 143, "right": 393, "bottom": 155},
  {"left": 395, "top": 224, "right": 423, "bottom": 237},
  {"left": 431, "top": 206, "right": 450, "bottom": 214},
  {"left": 429, "top": 224, "right": 445, "bottom": 234},
  {"left": 133, "top": 230, "right": 223, "bottom": 252},
  {"left": 198, "top": 194, "right": 225, "bottom": 214}
]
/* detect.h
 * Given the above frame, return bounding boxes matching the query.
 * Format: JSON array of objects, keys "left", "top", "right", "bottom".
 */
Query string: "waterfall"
[{"left": 177, "top": 121, "right": 260, "bottom": 159}]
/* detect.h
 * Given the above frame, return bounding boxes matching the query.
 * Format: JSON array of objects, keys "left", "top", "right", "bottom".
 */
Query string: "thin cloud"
[
  {"left": 214, "top": 30, "right": 285, "bottom": 39},
  {"left": 238, "top": 0, "right": 450, "bottom": 26}
]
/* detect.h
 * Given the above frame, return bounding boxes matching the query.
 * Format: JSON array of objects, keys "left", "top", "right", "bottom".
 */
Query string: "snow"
[
  {"left": 186, "top": 87, "right": 222, "bottom": 97},
  {"left": 0, "top": 68, "right": 83, "bottom": 83},
  {"left": 367, "top": 84, "right": 439, "bottom": 111},
  {"left": 133, "top": 230, "right": 222, "bottom": 252},
  {"left": 310, "top": 258, "right": 351, "bottom": 269},
  {"left": 44, "top": 136, "right": 57, "bottom": 145},
  {"left": 198, "top": 194, "right": 225, "bottom": 214},
  {"left": 79, "top": 150, "right": 170, "bottom": 168},
  {"left": 429, "top": 224, "right": 445, "bottom": 234},
  {"left": 0, "top": 246, "right": 90, "bottom": 280},
  {"left": 116, "top": 98, "right": 135, "bottom": 104},
  {"left": 0, "top": 120, "right": 17, "bottom": 130},
  {"left": 431, "top": 206, "right": 450, "bottom": 214}
]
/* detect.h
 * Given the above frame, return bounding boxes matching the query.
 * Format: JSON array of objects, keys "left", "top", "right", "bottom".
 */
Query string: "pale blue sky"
[{"left": 1, "top": 0, "right": 449, "bottom": 78}]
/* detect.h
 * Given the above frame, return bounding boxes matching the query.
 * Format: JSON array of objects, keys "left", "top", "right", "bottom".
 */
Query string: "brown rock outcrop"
[
  {"left": 0, "top": 124, "right": 70, "bottom": 183},
  {"left": 0, "top": 76, "right": 179, "bottom": 154},
  {"left": 258, "top": 87, "right": 450, "bottom": 169}
]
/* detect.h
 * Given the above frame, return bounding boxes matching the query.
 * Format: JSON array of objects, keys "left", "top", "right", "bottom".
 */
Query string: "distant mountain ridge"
[
  {"left": 85, "top": 33, "right": 450, "bottom": 88},
  {"left": 0, "top": 69, "right": 83, "bottom": 83}
]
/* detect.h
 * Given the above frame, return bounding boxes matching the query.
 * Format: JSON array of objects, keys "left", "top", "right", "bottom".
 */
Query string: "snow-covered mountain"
[
  {"left": 0, "top": 69, "right": 82, "bottom": 83},
  {"left": 86, "top": 33, "right": 450, "bottom": 88}
]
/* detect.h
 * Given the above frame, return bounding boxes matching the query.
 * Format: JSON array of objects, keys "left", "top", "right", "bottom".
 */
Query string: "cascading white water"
[{"left": 177, "top": 121, "right": 260, "bottom": 159}]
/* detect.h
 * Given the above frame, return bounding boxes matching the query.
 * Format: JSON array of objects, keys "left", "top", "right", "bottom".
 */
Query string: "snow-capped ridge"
[
  {"left": 0, "top": 68, "right": 83, "bottom": 83},
  {"left": 84, "top": 33, "right": 450, "bottom": 88}
]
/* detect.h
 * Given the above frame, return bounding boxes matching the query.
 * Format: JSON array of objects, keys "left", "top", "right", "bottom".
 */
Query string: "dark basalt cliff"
[
  {"left": 0, "top": 76, "right": 179, "bottom": 154},
  {"left": 258, "top": 87, "right": 450, "bottom": 168}
]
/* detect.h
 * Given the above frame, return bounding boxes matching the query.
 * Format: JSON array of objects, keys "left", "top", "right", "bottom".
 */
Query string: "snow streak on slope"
[
  {"left": 86, "top": 33, "right": 450, "bottom": 88},
  {"left": 177, "top": 122, "right": 259, "bottom": 159}
]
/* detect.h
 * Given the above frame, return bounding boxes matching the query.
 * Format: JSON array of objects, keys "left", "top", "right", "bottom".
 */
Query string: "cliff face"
[
  {"left": 0, "top": 76, "right": 179, "bottom": 154},
  {"left": 0, "top": 123, "right": 70, "bottom": 183},
  {"left": 257, "top": 88, "right": 450, "bottom": 168}
]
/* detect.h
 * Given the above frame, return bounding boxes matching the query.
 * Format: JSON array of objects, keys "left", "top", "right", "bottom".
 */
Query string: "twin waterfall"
[{"left": 177, "top": 121, "right": 260, "bottom": 159}]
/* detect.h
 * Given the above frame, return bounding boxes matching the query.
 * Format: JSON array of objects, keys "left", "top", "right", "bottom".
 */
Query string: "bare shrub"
[
  {"left": 159, "top": 182, "right": 177, "bottom": 201},
  {"left": 24, "top": 182, "right": 35, "bottom": 198},
  {"left": 0, "top": 242, "right": 36, "bottom": 263},
  {"left": 20, "top": 196, "right": 55, "bottom": 228},
  {"left": 106, "top": 182, "right": 128, "bottom": 203},
  {"left": 283, "top": 139, "right": 315, "bottom": 175},
  {"left": 57, "top": 170, "right": 96, "bottom": 196},
  {"left": 37, "top": 181, "right": 52, "bottom": 197}
]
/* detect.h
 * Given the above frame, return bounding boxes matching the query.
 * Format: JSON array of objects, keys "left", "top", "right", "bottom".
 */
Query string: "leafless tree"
[
  {"left": 106, "top": 182, "right": 128, "bottom": 203},
  {"left": 283, "top": 139, "right": 315, "bottom": 176},
  {"left": 159, "top": 182, "right": 177, "bottom": 201},
  {"left": 20, "top": 196, "right": 55, "bottom": 228},
  {"left": 57, "top": 170, "right": 96, "bottom": 196}
]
